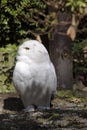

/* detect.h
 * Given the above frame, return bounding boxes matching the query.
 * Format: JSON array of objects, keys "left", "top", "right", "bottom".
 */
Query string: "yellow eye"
[{"left": 25, "top": 47, "right": 30, "bottom": 50}]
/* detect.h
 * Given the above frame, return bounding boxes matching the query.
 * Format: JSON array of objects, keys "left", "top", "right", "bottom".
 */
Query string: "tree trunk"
[{"left": 49, "top": 11, "right": 73, "bottom": 89}]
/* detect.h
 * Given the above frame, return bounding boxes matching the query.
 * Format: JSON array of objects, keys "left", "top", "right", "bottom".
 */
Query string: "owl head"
[{"left": 16, "top": 40, "right": 50, "bottom": 63}]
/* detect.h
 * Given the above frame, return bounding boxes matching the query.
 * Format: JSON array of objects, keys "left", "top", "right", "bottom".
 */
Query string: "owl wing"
[{"left": 13, "top": 61, "right": 37, "bottom": 95}]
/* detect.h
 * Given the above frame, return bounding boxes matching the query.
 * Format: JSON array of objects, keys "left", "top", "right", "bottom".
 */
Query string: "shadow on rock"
[{"left": 3, "top": 97, "right": 24, "bottom": 111}]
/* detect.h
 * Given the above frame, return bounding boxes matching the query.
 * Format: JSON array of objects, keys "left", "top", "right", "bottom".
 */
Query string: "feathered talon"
[{"left": 23, "top": 105, "right": 35, "bottom": 112}]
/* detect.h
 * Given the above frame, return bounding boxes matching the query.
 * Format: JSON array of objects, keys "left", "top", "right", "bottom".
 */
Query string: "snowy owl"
[{"left": 13, "top": 40, "right": 57, "bottom": 112}]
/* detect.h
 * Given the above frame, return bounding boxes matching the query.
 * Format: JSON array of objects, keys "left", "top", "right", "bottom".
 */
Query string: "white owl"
[{"left": 13, "top": 40, "right": 57, "bottom": 112}]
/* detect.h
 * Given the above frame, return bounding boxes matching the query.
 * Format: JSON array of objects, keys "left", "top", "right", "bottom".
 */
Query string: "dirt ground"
[{"left": 0, "top": 90, "right": 87, "bottom": 130}]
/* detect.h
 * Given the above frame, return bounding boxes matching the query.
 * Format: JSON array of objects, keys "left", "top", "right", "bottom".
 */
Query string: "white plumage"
[{"left": 13, "top": 40, "right": 57, "bottom": 111}]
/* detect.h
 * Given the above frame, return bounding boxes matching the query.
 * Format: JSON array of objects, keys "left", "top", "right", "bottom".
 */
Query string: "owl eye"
[{"left": 25, "top": 47, "right": 30, "bottom": 50}]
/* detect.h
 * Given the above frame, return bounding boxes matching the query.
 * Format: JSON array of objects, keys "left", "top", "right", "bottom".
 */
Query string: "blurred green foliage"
[
  {"left": 1, "top": 0, "right": 47, "bottom": 45},
  {"left": 73, "top": 39, "right": 87, "bottom": 75},
  {"left": 1, "top": 0, "right": 87, "bottom": 45},
  {"left": 66, "top": 0, "right": 87, "bottom": 13},
  {"left": 0, "top": 44, "right": 17, "bottom": 93}
]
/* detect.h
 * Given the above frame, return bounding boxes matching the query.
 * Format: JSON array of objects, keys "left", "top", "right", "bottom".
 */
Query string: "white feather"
[{"left": 13, "top": 40, "right": 57, "bottom": 111}]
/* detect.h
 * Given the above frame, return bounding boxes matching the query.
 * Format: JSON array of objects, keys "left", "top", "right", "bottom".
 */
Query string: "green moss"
[
  {"left": 57, "top": 90, "right": 73, "bottom": 98},
  {"left": 47, "top": 113, "right": 60, "bottom": 121},
  {"left": 0, "top": 44, "right": 18, "bottom": 93},
  {"left": 56, "top": 89, "right": 87, "bottom": 103}
]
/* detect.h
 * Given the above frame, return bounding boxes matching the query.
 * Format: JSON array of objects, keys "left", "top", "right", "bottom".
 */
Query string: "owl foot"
[
  {"left": 37, "top": 106, "right": 50, "bottom": 111},
  {"left": 24, "top": 105, "right": 35, "bottom": 112}
]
